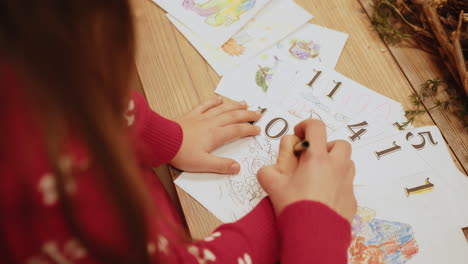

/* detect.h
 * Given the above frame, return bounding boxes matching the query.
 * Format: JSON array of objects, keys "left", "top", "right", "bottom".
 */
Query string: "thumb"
[
  {"left": 257, "top": 165, "right": 285, "bottom": 195},
  {"left": 199, "top": 154, "right": 241, "bottom": 174}
]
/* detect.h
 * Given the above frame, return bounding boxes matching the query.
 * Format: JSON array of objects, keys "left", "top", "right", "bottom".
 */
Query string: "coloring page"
[
  {"left": 175, "top": 137, "right": 269, "bottom": 223},
  {"left": 215, "top": 24, "right": 348, "bottom": 104},
  {"left": 174, "top": 97, "right": 352, "bottom": 222},
  {"left": 274, "top": 86, "right": 352, "bottom": 135},
  {"left": 293, "top": 63, "right": 406, "bottom": 124},
  {"left": 256, "top": 23, "right": 348, "bottom": 69},
  {"left": 331, "top": 122, "right": 468, "bottom": 230},
  {"left": 328, "top": 116, "right": 408, "bottom": 149},
  {"left": 351, "top": 132, "right": 428, "bottom": 185},
  {"left": 352, "top": 174, "right": 468, "bottom": 264},
  {"left": 264, "top": 66, "right": 408, "bottom": 137},
  {"left": 152, "top": 0, "right": 271, "bottom": 46},
  {"left": 215, "top": 61, "right": 299, "bottom": 109},
  {"left": 167, "top": 0, "right": 313, "bottom": 75},
  {"left": 404, "top": 126, "right": 468, "bottom": 229}
]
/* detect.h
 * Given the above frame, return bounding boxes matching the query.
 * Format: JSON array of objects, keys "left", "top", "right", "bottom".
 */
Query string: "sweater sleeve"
[
  {"left": 170, "top": 198, "right": 280, "bottom": 264},
  {"left": 127, "top": 91, "right": 183, "bottom": 168},
  {"left": 277, "top": 201, "right": 352, "bottom": 264},
  {"left": 168, "top": 199, "right": 351, "bottom": 264}
]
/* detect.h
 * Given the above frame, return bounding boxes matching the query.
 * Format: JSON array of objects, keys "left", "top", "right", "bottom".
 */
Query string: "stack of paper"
[
  {"left": 150, "top": 0, "right": 468, "bottom": 262},
  {"left": 153, "top": 0, "right": 314, "bottom": 75}
]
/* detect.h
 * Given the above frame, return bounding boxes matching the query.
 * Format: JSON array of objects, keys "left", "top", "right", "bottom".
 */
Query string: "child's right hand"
[{"left": 257, "top": 119, "right": 357, "bottom": 223}]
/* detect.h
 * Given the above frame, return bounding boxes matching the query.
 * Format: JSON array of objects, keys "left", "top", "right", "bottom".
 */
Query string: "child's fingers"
[
  {"left": 328, "top": 140, "right": 352, "bottom": 160},
  {"left": 276, "top": 135, "right": 301, "bottom": 174},
  {"left": 346, "top": 160, "right": 356, "bottom": 184},
  {"left": 192, "top": 96, "right": 223, "bottom": 114},
  {"left": 199, "top": 154, "right": 241, "bottom": 174},
  {"left": 203, "top": 100, "right": 247, "bottom": 118},
  {"left": 212, "top": 124, "right": 261, "bottom": 148},
  {"left": 294, "top": 119, "right": 328, "bottom": 156},
  {"left": 214, "top": 110, "right": 261, "bottom": 126},
  {"left": 257, "top": 165, "right": 285, "bottom": 194}
]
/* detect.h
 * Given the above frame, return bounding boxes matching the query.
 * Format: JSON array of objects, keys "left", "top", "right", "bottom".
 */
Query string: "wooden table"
[{"left": 130, "top": 0, "right": 468, "bottom": 240}]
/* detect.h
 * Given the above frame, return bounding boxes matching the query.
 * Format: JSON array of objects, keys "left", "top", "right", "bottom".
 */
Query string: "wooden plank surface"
[
  {"left": 358, "top": 0, "right": 468, "bottom": 174},
  {"left": 131, "top": 0, "right": 466, "bottom": 239}
]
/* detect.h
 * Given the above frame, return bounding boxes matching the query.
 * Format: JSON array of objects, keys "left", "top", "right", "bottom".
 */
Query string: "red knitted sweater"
[{"left": 0, "top": 65, "right": 351, "bottom": 264}]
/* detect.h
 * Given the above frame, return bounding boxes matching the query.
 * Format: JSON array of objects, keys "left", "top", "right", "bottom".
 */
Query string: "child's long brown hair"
[{"left": 0, "top": 1, "right": 155, "bottom": 263}]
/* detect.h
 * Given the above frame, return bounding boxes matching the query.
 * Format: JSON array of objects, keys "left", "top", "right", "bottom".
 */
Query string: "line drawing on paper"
[
  {"left": 283, "top": 92, "right": 351, "bottom": 135},
  {"left": 182, "top": 0, "right": 256, "bottom": 27},
  {"left": 349, "top": 207, "right": 419, "bottom": 264},
  {"left": 288, "top": 99, "right": 324, "bottom": 120},
  {"left": 224, "top": 136, "right": 276, "bottom": 212}
]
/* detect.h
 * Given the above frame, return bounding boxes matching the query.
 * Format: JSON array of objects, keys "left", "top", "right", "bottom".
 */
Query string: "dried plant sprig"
[
  {"left": 371, "top": 0, "right": 468, "bottom": 95},
  {"left": 369, "top": 0, "right": 467, "bottom": 128},
  {"left": 402, "top": 78, "right": 468, "bottom": 129},
  {"left": 371, "top": 0, "right": 413, "bottom": 43}
]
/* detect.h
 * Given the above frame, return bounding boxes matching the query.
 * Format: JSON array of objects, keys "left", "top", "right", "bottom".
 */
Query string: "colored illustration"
[
  {"left": 222, "top": 31, "right": 253, "bottom": 56},
  {"left": 255, "top": 56, "right": 280, "bottom": 92},
  {"left": 289, "top": 39, "right": 320, "bottom": 60},
  {"left": 255, "top": 65, "right": 273, "bottom": 92},
  {"left": 349, "top": 207, "right": 419, "bottom": 264},
  {"left": 182, "top": 0, "right": 256, "bottom": 27},
  {"left": 222, "top": 38, "right": 246, "bottom": 56}
]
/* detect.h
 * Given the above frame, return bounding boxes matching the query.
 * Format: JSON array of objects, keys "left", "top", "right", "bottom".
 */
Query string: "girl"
[{"left": 0, "top": 1, "right": 357, "bottom": 263}]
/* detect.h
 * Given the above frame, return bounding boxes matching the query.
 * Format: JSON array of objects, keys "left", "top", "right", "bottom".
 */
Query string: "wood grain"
[
  {"left": 131, "top": 0, "right": 466, "bottom": 239},
  {"left": 358, "top": 0, "right": 468, "bottom": 174}
]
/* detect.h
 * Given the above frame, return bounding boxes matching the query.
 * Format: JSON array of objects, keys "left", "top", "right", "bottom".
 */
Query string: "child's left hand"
[{"left": 170, "top": 97, "right": 262, "bottom": 174}]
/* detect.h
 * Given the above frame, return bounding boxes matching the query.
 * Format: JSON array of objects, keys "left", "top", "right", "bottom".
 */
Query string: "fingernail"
[
  {"left": 240, "top": 100, "right": 247, "bottom": 106},
  {"left": 255, "top": 126, "right": 261, "bottom": 133},
  {"left": 256, "top": 109, "right": 262, "bottom": 115},
  {"left": 231, "top": 163, "right": 240, "bottom": 173}
]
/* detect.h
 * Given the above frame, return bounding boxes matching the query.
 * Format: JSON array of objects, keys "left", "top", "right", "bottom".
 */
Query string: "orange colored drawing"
[
  {"left": 222, "top": 38, "right": 245, "bottom": 56},
  {"left": 350, "top": 236, "right": 385, "bottom": 264}
]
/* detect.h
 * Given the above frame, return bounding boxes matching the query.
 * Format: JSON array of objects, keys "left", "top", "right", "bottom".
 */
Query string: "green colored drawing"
[{"left": 255, "top": 65, "right": 271, "bottom": 92}]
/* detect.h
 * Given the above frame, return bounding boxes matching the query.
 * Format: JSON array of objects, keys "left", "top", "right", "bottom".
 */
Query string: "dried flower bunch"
[{"left": 371, "top": 0, "right": 467, "bottom": 128}]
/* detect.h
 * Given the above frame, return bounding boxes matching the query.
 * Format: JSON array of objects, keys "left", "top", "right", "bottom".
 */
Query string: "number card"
[
  {"left": 294, "top": 63, "right": 406, "bottom": 124},
  {"left": 215, "top": 25, "right": 348, "bottom": 105},
  {"left": 351, "top": 132, "right": 428, "bottom": 185}
]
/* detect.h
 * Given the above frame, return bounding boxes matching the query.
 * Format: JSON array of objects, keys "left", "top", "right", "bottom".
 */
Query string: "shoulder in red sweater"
[{"left": 0, "top": 64, "right": 351, "bottom": 264}]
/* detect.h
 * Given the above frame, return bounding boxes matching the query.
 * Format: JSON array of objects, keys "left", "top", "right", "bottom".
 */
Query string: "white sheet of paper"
[
  {"left": 352, "top": 175, "right": 468, "bottom": 264},
  {"left": 175, "top": 87, "right": 409, "bottom": 222},
  {"left": 332, "top": 123, "right": 467, "bottom": 229},
  {"left": 351, "top": 132, "right": 428, "bottom": 185},
  {"left": 250, "top": 23, "right": 349, "bottom": 70},
  {"left": 404, "top": 126, "right": 468, "bottom": 229},
  {"left": 292, "top": 62, "right": 406, "bottom": 124},
  {"left": 328, "top": 115, "right": 412, "bottom": 149},
  {"left": 152, "top": 0, "right": 271, "bottom": 46},
  {"left": 175, "top": 137, "right": 269, "bottom": 223},
  {"left": 155, "top": 0, "right": 272, "bottom": 46},
  {"left": 215, "top": 24, "right": 348, "bottom": 104},
  {"left": 167, "top": 0, "right": 313, "bottom": 75}
]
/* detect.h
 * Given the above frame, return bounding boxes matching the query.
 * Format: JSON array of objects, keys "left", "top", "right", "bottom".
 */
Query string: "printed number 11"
[
  {"left": 307, "top": 70, "right": 322, "bottom": 87},
  {"left": 327, "top": 81, "right": 342, "bottom": 99}
]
